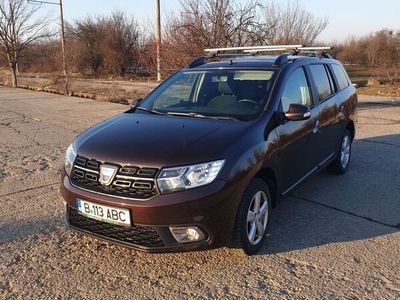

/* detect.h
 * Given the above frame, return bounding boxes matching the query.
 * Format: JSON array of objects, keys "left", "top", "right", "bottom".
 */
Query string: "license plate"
[{"left": 76, "top": 199, "right": 131, "bottom": 226}]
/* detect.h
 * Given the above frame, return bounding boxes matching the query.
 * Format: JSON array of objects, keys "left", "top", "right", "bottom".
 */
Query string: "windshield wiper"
[
  {"left": 166, "top": 111, "right": 238, "bottom": 121},
  {"left": 136, "top": 107, "right": 166, "bottom": 115}
]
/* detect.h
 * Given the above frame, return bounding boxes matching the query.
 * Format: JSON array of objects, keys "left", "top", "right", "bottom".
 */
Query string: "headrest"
[{"left": 218, "top": 81, "right": 233, "bottom": 95}]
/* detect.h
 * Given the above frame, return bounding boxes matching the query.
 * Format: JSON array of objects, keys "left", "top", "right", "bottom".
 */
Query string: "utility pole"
[
  {"left": 28, "top": 0, "right": 69, "bottom": 95},
  {"left": 59, "top": 0, "right": 68, "bottom": 95},
  {"left": 155, "top": 0, "right": 161, "bottom": 82}
]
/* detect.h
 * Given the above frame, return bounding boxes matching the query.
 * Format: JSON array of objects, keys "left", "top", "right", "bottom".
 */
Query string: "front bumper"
[{"left": 61, "top": 173, "right": 243, "bottom": 252}]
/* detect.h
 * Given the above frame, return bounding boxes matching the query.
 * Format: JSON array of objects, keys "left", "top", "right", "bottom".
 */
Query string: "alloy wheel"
[
  {"left": 246, "top": 191, "right": 269, "bottom": 245},
  {"left": 340, "top": 135, "right": 351, "bottom": 169}
]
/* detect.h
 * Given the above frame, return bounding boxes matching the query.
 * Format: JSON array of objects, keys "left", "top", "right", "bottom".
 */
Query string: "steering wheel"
[{"left": 238, "top": 99, "right": 260, "bottom": 106}]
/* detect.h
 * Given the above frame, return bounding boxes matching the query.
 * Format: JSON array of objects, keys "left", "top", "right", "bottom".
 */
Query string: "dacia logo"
[{"left": 99, "top": 165, "right": 118, "bottom": 186}]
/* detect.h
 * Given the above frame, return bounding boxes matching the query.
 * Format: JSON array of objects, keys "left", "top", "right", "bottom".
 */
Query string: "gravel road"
[{"left": 0, "top": 86, "right": 399, "bottom": 299}]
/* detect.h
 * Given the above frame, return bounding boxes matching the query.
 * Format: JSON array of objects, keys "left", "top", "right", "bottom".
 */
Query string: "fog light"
[{"left": 170, "top": 226, "right": 206, "bottom": 243}]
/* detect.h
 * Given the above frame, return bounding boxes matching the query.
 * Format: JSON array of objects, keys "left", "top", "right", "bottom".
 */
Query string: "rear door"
[
  {"left": 276, "top": 67, "right": 321, "bottom": 193},
  {"left": 307, "top": 63, "right": 339, "bottom": 163}
]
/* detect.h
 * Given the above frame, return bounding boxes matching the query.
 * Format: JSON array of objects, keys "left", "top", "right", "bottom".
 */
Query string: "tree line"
[
  {"left": 0, "top": 0, "right": 328, "bottom": 83},
  {"left": 0, "top": 0, "right": 399, "bottom": 87},
  {"left": 335, "top": 29, "right": 400, "bottom": 67}
]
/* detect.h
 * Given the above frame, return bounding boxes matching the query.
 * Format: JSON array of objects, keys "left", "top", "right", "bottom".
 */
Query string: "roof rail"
[
  {"left": 187, "top": 53, "right": 250, "bottom": 68},
  {"left": 187, "top": 45, "right": 334, "bottom": 68},
  {"left": 204, "top": 45, "right": 333, "bottom": 55},
  {"left": 243, "top": 46, "right": 303, "bottom": 54},
  {"left": 187, "top": 57, "right": 207, "bottom": 68},
  {"left": 273, "top": 54, "right": 289, "bottom": 67},
  {"left": 204, "top": 45, "right": 304, "bottom": 54},
  {"left": 298, "top": 46, "right": 333, "bottom": 51},
  {"left": 296, "top": 47, "right": 334, "bottom": 59},
  {"left": 297, "top": 51, "right": 333, "bottom": 59}
]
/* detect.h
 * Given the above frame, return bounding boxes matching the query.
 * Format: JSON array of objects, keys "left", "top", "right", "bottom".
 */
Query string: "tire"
[
  {"left": 231, "top": 178, "right": 272, "bottom": 255},
  {"left": 328, "top": 129, "right": 352, "bottom": 174}
]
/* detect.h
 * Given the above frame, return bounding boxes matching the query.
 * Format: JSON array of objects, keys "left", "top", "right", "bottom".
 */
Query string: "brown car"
[{"left": 61, "top": 46, "right": 357, "bottom": 255}]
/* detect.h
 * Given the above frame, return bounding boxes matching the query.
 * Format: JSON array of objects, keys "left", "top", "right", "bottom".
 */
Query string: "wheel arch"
[{"left": 254, "top": 167, "right": 278, "bottom": 208}]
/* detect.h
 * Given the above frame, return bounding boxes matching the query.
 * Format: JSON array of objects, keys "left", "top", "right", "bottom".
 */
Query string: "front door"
[{"left": 276, "top": 67, "right": 321, "bottom": 193}]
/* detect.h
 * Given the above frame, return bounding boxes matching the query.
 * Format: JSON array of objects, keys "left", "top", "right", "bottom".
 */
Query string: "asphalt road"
[{"left": 0, "top": 86, "right": 399, "bottom": 299}]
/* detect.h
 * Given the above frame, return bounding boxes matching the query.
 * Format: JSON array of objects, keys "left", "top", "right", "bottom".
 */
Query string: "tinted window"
[
  {"left": 281, "top": 68, "right": 312, "bottom": 112},
  {"left": 332, "top": 64, "right": 350, "bottom": 90},
  {"left": 309, "top": 64, "right": 333, "bottom": 101}
]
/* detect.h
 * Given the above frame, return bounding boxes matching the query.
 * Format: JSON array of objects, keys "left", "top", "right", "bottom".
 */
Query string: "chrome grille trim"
[
  {"left": 115, "top": 174, "right": 154, "bottom": 181},
  {"left": 74, "top": 165, "right": 99, "bottom": 174},
  {"left": 70, "top": 155, "right": 159, "bottom": 200},
  {"left": 133, "top": 182, "right": 153, "bottom": 190},
  {"left": 113, "top": 180, "right": 132, "bottom": 188},
  {"left": 69, "top": 182, "right": 158, "bottom": 201}
]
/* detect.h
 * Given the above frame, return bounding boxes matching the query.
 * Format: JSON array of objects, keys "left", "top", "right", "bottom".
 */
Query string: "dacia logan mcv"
[{"left": 61, "top": 46, "right": 357, "bottom": 255}]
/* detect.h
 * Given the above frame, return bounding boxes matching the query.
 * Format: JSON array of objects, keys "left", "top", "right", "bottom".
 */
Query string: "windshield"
[{"left": 138, "top": 69, "right": 276, "bottom": 120}]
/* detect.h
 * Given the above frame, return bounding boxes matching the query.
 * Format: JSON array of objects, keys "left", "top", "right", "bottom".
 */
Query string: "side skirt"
[{"left": 281, "top": 152, "right": 335, "bottom": 197}]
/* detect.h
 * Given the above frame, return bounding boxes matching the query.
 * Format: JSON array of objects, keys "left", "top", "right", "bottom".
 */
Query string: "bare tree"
[
  {"left": 102, "top": 12, "right": 140, "bottom": 76},
  {"left": 153, "top": 0, "right": 329, "bottom": 74},
  {"left": 176, "top": 0, "right": 261, "bottom": 49},
  {"left": 66, "top": 18, "right": 104, "bottom": 75},
  {"left": 152, "top": 0, "right": 262, "bottom": 72},
  {"left": 337, "top": 29, "right": 400, "bottom": 68},
  {"left": 4, "top": 0, "right": 332, "bottom": 80},
  {"left": 262, "top": 0, "right": 328, "bottom": 45},
  {"left": 0, "top": 0, "right": 51, "bottom": 87},
  {"left": 67, "top": 11, "right": 140, "bottom": 76}
]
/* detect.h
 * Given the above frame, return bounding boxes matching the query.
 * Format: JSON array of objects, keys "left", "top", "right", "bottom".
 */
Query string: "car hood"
[{"left": 74, "top": 112, "right": 249, "bottom": 168}]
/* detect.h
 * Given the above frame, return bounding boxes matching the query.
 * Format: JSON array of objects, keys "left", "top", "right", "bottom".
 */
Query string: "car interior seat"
[
  {"left": 234, "top": 80, "right": 268, "bottom": 104},
  {"left": 207, "top": 81, "right": 237, "bottom": 109}
]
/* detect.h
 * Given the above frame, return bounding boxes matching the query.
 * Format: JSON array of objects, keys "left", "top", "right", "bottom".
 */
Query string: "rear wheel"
[
  {"left": 231, "top": 178, "right": 271, "bottom": 255},
  {"left": 328, "top": 129, "right": 352, "bottom": 174}
]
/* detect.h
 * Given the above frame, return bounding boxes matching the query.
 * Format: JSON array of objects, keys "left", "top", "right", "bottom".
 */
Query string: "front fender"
[{"left": 225, "top": 128, "right": 281, "bottom": 199}]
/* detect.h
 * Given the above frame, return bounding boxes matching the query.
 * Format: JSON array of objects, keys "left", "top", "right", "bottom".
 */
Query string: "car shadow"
[{"left": 256, "top": 133, "right": 400, "bottom": 255}]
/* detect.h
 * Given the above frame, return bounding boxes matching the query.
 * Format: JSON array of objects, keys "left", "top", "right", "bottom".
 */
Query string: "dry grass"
[
  {"left": 345, "top": 66, "right": 400, "bottom": 98},
  {"left": 357, "top": 85, "right": 400, "bottom": 98}
]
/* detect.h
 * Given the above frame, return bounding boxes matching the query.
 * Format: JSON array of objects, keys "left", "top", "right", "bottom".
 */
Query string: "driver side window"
[{"left": 281, "top": 68, "right": 312, "bottom": 112}]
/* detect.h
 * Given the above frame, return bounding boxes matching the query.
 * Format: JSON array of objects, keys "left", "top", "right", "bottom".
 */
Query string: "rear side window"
[
  {"left": 281, "top": 68, "right": 312, "bottom": 112},
  {"left": 309, "top": 64, "right": 333, "bottom": 101},
  {"left": 332, "top": 64, "right": 350, "bottom": 90}
]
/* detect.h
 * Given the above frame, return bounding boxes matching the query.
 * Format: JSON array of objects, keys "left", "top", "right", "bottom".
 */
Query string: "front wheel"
[
  {"left": 328, "top": 129, "right": 352, "bottom": 174},
  {"left": 231, "top": 178, "right": 271, "bottom": 255}
]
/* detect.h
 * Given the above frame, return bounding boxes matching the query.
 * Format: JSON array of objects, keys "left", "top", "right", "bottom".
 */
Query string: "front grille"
[
  {"left": 70, "top": 155, "right": 159, "bottom": 200},
  {"left": 67, "top": 207, "right": 165, "bottom": 248}
]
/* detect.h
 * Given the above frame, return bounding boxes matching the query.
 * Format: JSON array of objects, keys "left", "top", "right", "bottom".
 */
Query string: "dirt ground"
[{"left": 0, "top": 87, "right": 399, "bottom": 299}]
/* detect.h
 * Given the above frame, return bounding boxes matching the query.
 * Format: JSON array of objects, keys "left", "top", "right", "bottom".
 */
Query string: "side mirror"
[
  {"left": 352, "top": 83, "right": 359, "bottom": 89},
  {"left": 285, "top": 103, "right": 311, "bottom": 121},
  {"left": 130, "top": 98, "right": 143, "bottom": 109}
]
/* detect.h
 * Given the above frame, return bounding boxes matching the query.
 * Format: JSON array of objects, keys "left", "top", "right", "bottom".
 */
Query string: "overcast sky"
[{"left": 51, "top": 0, "right": 400, "bottom": 42}]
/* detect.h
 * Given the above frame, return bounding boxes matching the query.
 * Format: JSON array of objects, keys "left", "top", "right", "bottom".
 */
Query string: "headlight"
[
  {"left": 64, "top": 143, "right": 77, "bottom": 176},
  {"left": 157, "top": 160, "right": 225, "bottom": 193}
]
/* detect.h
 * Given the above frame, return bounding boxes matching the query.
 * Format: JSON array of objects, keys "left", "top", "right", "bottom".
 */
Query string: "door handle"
[{"left": 313, "top": 120, "right": 320, "bottom": 134}]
